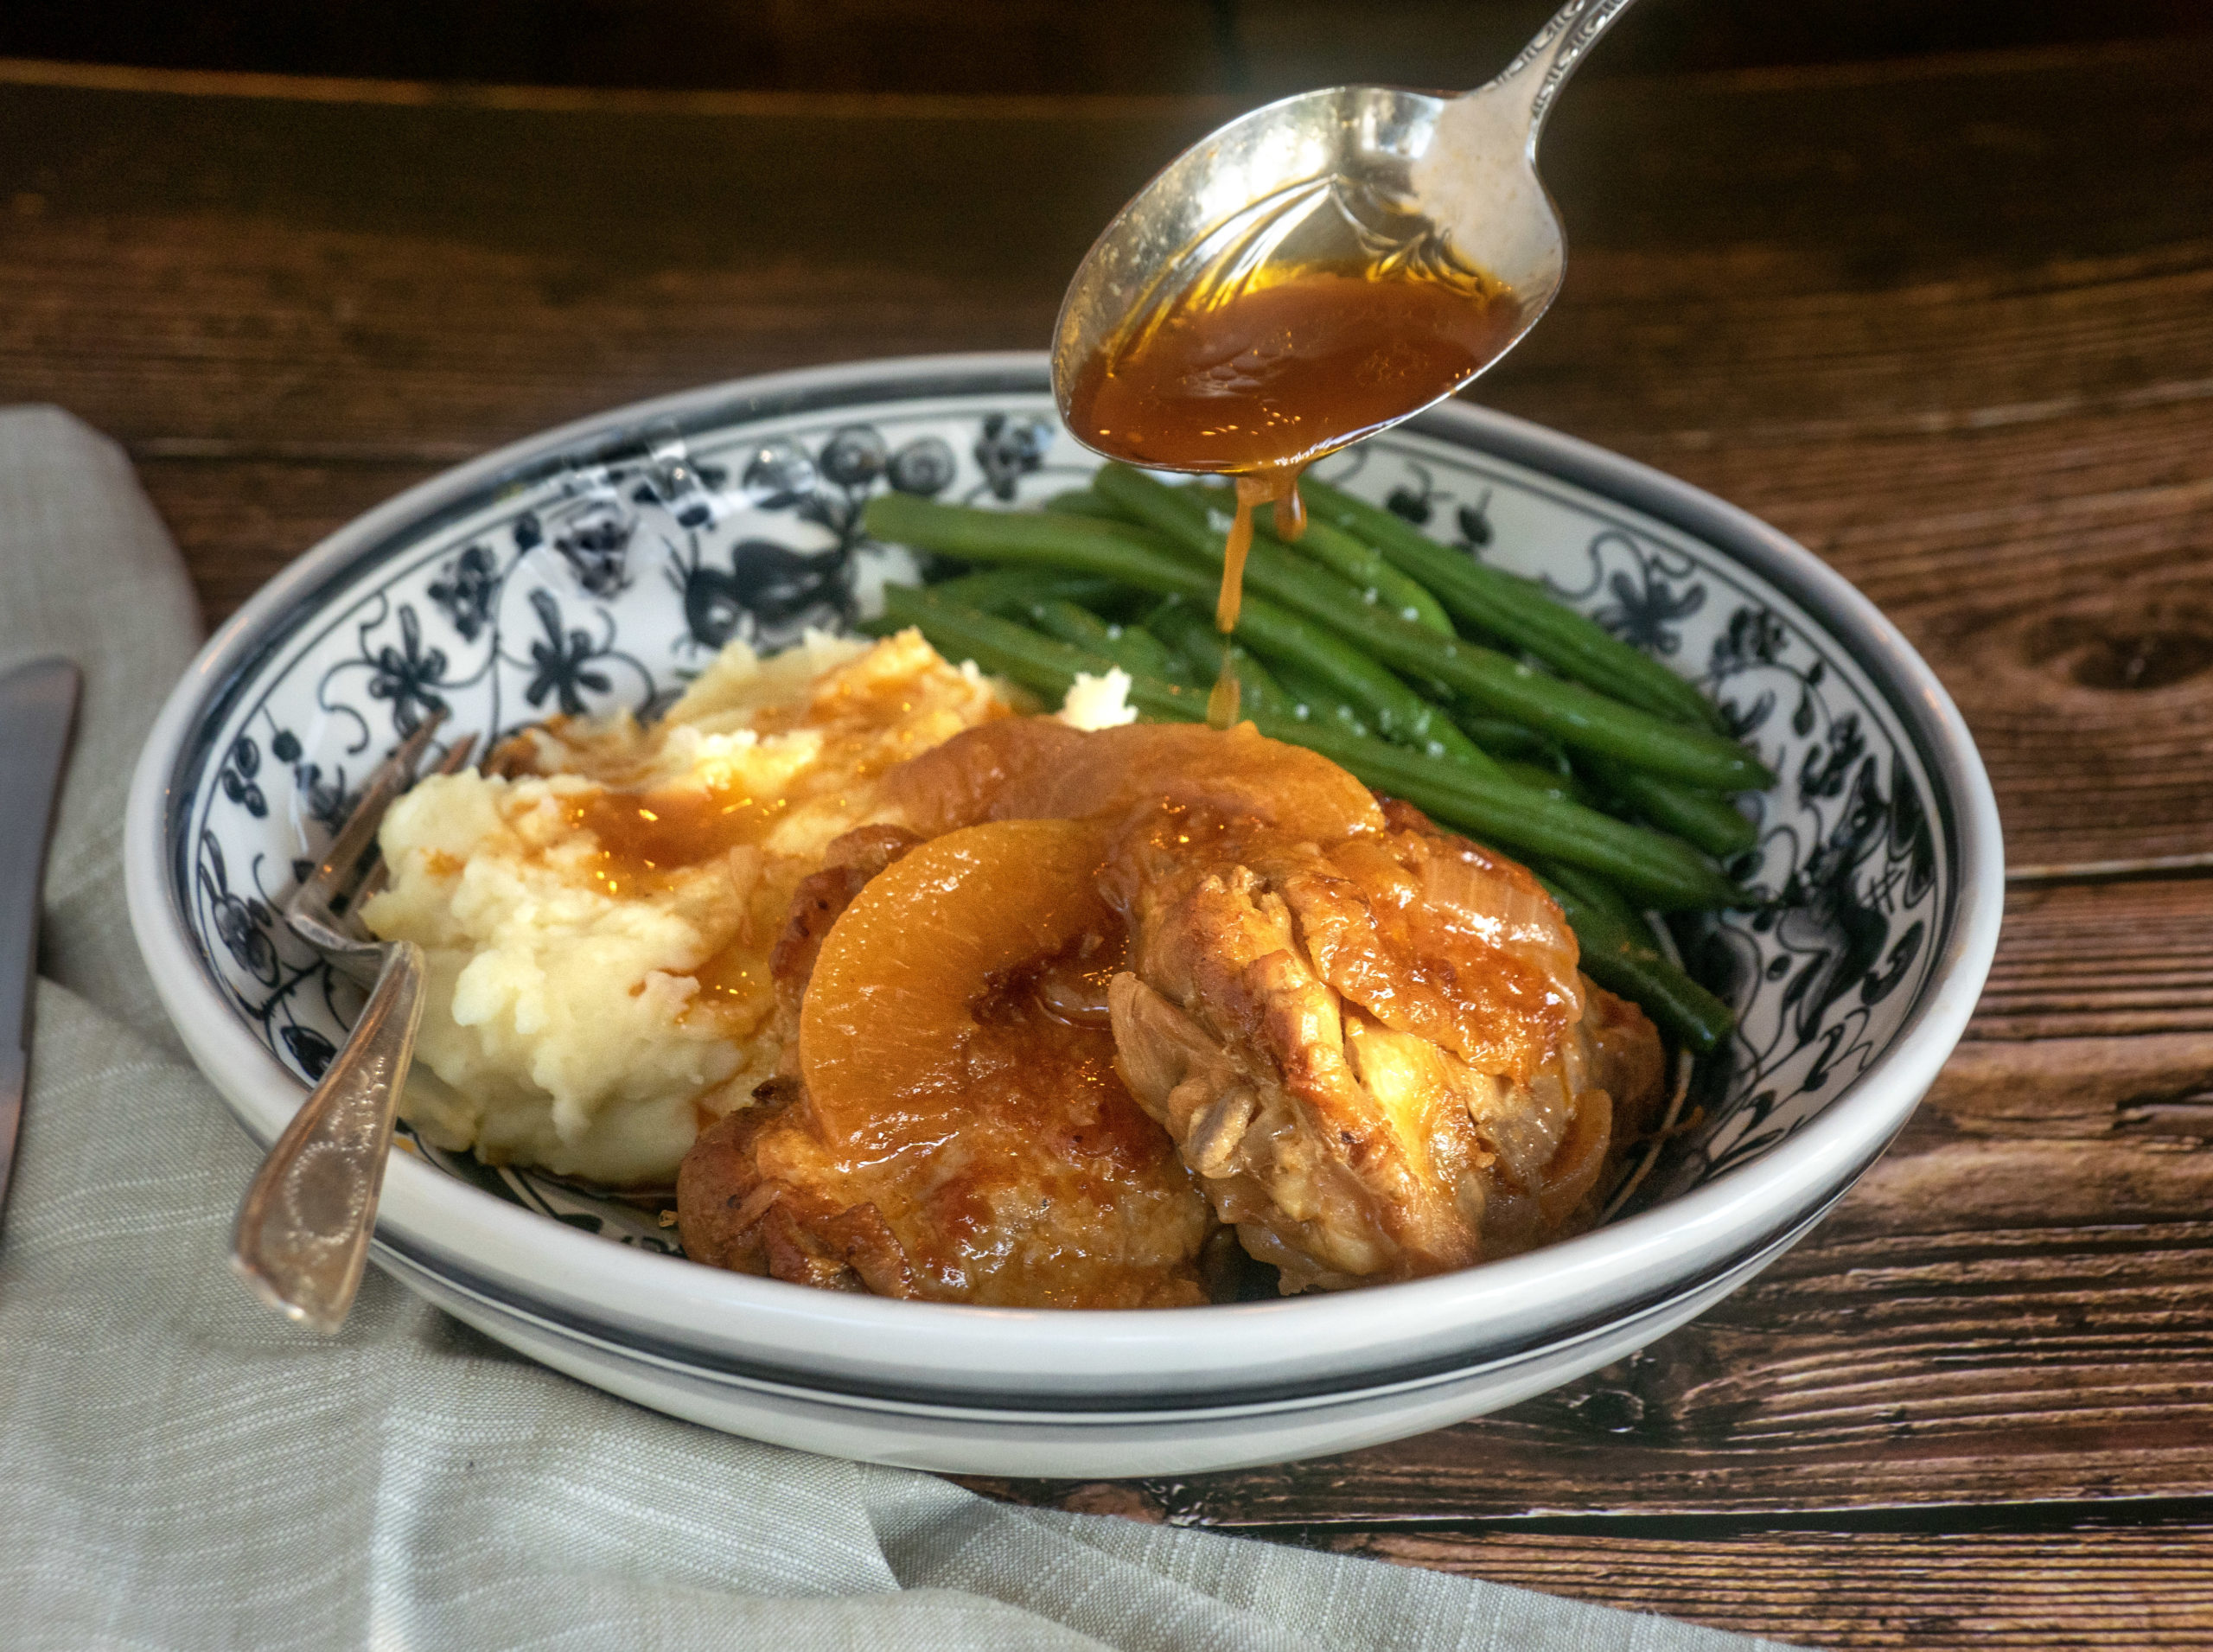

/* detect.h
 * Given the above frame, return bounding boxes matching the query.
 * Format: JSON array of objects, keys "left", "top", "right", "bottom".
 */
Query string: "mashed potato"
[
  {"left": 362, "top": 628, "right": 1022, "bottom": 1185},
  {"left": 1056, "top": 667, "right": 1138, "bottom": 731}
]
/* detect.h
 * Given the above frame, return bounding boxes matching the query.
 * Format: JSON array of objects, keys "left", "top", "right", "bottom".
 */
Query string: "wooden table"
[{"left": 6, "top": 41, "right": 2211, "bottom": 1647}]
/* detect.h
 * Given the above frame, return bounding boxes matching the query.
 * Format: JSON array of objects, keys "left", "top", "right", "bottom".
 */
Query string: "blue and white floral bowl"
[{"left": 124, "top": 354, "right": 2001, "bottom": 1476}]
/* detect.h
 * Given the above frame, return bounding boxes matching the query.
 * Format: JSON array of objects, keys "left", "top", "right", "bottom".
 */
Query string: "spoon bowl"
[{"left": 1050, "top": 0, "right": 1638, "bottom": 473}]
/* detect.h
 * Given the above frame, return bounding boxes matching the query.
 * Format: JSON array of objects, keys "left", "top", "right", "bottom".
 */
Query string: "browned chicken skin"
[
  {"left": 676, "top": 718, "right": 1667, "bottom": 1305},
  {"left": 1106, "top": 800, "right": 1661, "bottom": 1292}
]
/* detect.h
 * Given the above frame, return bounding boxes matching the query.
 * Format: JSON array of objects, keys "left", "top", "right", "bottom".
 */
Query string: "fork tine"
[
  {"left": 348, "top": 732, "right": 479, "bottom": 914},
  {"left": 288, "top": 709, "right": 446, "bottom": 938},
  {"left": 438, "top": 731, "right": 482, "bottom": 776}
]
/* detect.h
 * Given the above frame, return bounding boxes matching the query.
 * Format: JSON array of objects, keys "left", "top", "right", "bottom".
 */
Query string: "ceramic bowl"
[{"left": 125, "top": 353, "right": 2001, "bottom": 1476}]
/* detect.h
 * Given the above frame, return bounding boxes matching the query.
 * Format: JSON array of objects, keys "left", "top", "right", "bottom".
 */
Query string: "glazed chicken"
[
  {"left": 678, "top": 819, "right": 1216, "bottom": 1308},
  {"left": 1106, "top": 798, "right": 1664, "bottom": 1292},
  {"left": 677, "top": 718, "right": 1666, "bottom": 1304}
]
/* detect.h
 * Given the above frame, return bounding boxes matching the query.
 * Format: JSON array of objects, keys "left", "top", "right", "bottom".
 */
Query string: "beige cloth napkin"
[{"left": 0, "top": 405, "right": 1799, "bottom": 1652}]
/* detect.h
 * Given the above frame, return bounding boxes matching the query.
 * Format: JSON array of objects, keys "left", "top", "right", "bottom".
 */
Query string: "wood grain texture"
[
  {"left": 1324, "top": 1520, "right": 2213, "bottom": 1649},
  {"left": 6, "top": 43, "right": 2211, "bottom": 866},
  {"left": 133, "top": 457, "right": 441, "bottom": 624},
  {"left": 8, "top": 39, "right": 2213, "bottom": 1649}
]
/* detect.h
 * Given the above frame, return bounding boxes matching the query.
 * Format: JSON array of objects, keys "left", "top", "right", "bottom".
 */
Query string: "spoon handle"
[{"left": 1494, "top": 0, "right": 1643, "bottom": 145}]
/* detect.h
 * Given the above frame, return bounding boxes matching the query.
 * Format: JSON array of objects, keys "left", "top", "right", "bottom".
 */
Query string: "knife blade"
[{"left": 0, "top": 657, "right": 81, "bottom": 1216}]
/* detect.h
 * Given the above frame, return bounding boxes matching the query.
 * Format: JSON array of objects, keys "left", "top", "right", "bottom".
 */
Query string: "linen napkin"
[{"left": 0, "top": 405, "right": 1798, "bottom": 1652}]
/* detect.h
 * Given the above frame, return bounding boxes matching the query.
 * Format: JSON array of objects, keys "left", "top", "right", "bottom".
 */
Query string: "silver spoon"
[{"left": 1050, "top": 0, "right": 1639, "bottom": 466}]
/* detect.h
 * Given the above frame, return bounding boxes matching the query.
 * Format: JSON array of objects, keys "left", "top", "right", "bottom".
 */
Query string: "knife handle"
[
  {"left": 230, "top": 940, "right": 425, "bottom": 1334},
  {"left": 0, "top": 656, "right": 80, "bottom": 1216}
]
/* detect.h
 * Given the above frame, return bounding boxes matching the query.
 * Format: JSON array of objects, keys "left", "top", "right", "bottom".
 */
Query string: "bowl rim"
[
  {"left": 392, "top": 1196, "right": 1833, "bottom": 1426},
  {"left": 125, "top": 349, "right": 2004, "bottom": 1407}
]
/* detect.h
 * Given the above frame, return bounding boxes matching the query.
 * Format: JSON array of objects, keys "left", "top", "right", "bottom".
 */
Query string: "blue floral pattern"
[
  {"left": 178, "top": 394, "right": 1950, "bottom": 1247},
  {"left": 1343, "top": 442, "right": 1948, "bottom": 1194}
]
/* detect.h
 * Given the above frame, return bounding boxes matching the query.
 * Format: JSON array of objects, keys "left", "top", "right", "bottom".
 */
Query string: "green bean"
[
  {"left": 1577, "top": 752, "right": 1760, "bottom": 859},
  {"left": 863, "top": 494, "right": 1495, "bottom": 770},
  {"left": 1298, "top": 475, "right": 1729, "bottom": 732},
  {"left": 1144, "top": 599, "right": 1292, "bottom": 716},
  {"left": 1498, "top": 759, "right": 1597, "bottom": 807},
  {"left": 1264, "top": 654, "right": 1374, "bottom": 738},
  {"left": 867, "top": 494, "right": 1202, "bottom": 594},
  {"left": 1240, "top": 710, "right": 1752, "bottom": 912},
  {"left": 1107, "top": 464, "right": 1453, "bottom": 639},
  {"left": 935, "top": 489, "right": 1753, "bottom": 789},
  {"left": 1455, "top": 561, "right": 1731, "bottom": 734},
  {"left": 1042, "top": 488, "right": 1138, "bottom": 523},
  {"left": 1551, "top": 859, "right": 1655, "bottom": 930},
  {"left": 1185, "top": 478, "right": 1455, "bottom": 635},
  {"left": 882, "top": 584, "right": 1107, "bottom": 699},
  {"left": 1219, "top": 650, "right": 1292, "bottom": 719},
  {"left": 1226, "top": 536, "right": 1767, "bottom": 788},
  {"left": 1136, "top": 595, "right": 1212, "bottom": 670},
  {"left": 884, "top": 584, "right": 1744, "bottom": 911},
  {"left": 919, "top": 565, "right": 1124, "bottom": 617},
  {"left": 881, "top": 586, "right": 1206, "bottom": 721},
  {"left": 1024, "top": 598, "right": 1196, "bottom": 686},
  {"left": 1089, "top": 462, "right": 1215, "bottom": 549},
  {"left": 1291, "top": 518, "right": 1457, "bottom": 636},
  {"left": 1045, "top": 475, "right": 1767, "bottom": 789},
  {"left": 1452, "top": 712, "right": 1565, "bottom": 764},
  {"left": 1217, "top": 615, "right": 1494, "bottom": 767},
  {"left": 1539, "top": 864, "right": 1737, "bottom": 1053}
]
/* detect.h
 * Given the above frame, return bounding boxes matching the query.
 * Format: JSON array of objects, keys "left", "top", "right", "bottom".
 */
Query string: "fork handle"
[{"left": 230, "top": 940, "right": 426, "bottom": 1333}]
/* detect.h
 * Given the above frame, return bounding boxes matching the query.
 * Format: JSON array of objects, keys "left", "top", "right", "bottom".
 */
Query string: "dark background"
[{"left": 8, "top": 0, "right": 2213, "bottom": 94}]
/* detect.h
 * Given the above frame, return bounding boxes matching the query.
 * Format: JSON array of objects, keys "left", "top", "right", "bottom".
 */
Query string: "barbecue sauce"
[{"left": 1067, "top": 258, "right": 1516, "bottom": 726}]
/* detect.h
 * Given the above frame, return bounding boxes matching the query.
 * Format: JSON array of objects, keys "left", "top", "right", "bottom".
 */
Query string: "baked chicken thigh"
[
  {"left": 676, "top": 718, "right": 1666, "bottom": 1304},
  {"left": 1106, "top": 798, "right": 1664, "bottom": 1292}
]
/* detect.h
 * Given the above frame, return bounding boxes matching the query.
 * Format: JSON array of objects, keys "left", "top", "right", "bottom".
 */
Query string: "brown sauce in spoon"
[{"left": 1066, "top": 258, "right": 1517, "bottom": 725}]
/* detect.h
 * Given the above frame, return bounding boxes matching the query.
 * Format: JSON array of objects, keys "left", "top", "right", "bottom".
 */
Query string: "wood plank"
[
  {"left": 1322, "top": 1520, "right": 2213, "bottom": 1650},
  {"left": 0, "top": 41, "right": 2206, "bottom": 450},
  {"left": 973, "top": 1202, "right": 2213, "bottom": 1524},
  {"left": 135, "top": 456, "right": 440, "bottom": 628},
  {"left": 0, "top": 209, "right": 1068, "bottom": 459},
  {"left": 6, "top": 47, "right": 2210, "bottom": 864},
  {"left": 961, "top": 879, "right": 2213, "bottom": 1525},
  {"left": 1967, "top": 877, "right": 2213, "bottom": 1047}
]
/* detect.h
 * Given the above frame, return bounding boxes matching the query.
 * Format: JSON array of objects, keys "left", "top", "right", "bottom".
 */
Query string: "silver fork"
[{"left": 231, "top": 713, "right": 476, "bottom": 1332}]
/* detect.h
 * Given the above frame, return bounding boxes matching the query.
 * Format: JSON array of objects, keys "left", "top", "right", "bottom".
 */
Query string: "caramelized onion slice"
[{"left": 1412, "top": 844, "right": 1583, "bottom": 1010}]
